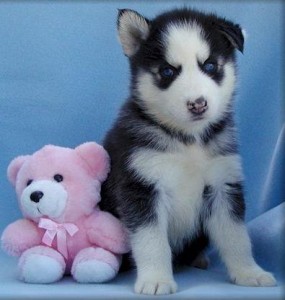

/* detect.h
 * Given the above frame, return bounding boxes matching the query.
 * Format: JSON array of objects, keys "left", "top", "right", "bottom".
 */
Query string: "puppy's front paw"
[
  {"left": 231, "top": 268, "right": 277, "bottom": 287},
  {"left": 135, "top": 278, "right": 177, "bottom": 295}
]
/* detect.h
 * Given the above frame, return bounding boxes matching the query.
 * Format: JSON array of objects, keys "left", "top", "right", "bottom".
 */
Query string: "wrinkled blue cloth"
[{"left": 0, "top": 1, "right": 284, "bottom": 299}]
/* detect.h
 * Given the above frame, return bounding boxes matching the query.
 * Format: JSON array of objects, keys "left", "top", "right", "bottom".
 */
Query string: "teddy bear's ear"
[
  {"left": 7, "top": 155, "right": 29, "bottom": 186},
  {"left": 75, "top": 142, "right": 110, "bottom": 182}
]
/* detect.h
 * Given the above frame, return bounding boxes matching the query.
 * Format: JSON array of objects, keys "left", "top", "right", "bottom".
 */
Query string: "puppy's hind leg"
[{"left": 191, "top": 253, "right": 210, "bottom": 270}]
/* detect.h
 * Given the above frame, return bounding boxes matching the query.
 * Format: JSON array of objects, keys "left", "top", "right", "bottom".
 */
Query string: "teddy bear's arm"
[
  {"left": 86, "top": 212, "right": 130, "bottom": 254},
  {"left": 1, "top": 219, "right": 42, "bottom": 256}
]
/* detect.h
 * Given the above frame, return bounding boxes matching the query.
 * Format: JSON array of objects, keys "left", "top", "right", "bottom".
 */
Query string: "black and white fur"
[{"left": 100, "top": 8, "right": 276, "bottom": 295}]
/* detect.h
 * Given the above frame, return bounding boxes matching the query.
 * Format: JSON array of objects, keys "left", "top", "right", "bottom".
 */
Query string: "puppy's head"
[{"left": 117, "top": 8, "right": 245, "bottom": 135}]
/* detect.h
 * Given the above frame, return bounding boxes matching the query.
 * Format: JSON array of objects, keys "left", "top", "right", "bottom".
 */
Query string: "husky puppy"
[{"left": 101, "top": 8, "right": 276, "bottom": 295}]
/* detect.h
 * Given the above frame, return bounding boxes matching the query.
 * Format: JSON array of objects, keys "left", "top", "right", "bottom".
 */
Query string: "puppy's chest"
[
  {"left": 130, "top": 145, "right": 211, "bottom": 207},
  {"left": 130, "top": 144, "right": 241, "bottom": 241}
]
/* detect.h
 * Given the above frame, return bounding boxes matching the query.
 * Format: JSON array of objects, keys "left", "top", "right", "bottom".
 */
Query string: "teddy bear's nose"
[{"left": 30, "top": 191, "right": 44, "bottom": 203}]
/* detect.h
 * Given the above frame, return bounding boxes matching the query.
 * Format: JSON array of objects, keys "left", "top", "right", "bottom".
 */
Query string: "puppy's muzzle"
[{"left": 187, "top": 97, "right": 208, "bottom": 115}]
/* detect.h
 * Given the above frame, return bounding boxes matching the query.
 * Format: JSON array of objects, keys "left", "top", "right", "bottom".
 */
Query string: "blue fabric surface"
[{"left": 0, "top": 1, "right": 284, "bottom": 299}]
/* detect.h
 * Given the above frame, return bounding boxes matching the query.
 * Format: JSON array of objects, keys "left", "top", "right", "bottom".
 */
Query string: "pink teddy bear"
[{"left": 1, "top": 142, "right": 129, "bottom": 284}]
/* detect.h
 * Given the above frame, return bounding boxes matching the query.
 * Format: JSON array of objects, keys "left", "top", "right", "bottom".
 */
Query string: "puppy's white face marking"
[
  {"left": 164, "top": 23, "right": 210, "bottom": 67},
  {"left": 136, "top": 23, "right": 236, "bottom": 136}
]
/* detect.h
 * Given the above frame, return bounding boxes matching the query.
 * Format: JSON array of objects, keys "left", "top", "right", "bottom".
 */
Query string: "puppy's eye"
[
  {"left": 27, "top": 179, "right": 33, "bottom": 186},
  {"left": 202, "top": 60, "right": 218, "bottom": 74},
  {"left": 159, "top": 66, "right": 176, "bottom": 79},
  {"left": 54, "top": 174, "right": 63, "bottom": 182}
]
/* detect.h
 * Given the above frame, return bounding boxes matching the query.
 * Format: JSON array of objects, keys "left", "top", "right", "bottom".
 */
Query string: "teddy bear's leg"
[
  {"left": 19, "top": 245, "right": 66, "bottom": 283},
  {"left": 71, "top": 247, "right": 121, "bottom": 283}
]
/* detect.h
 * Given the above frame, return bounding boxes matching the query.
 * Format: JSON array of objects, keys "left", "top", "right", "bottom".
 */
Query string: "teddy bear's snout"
[
  {"left": 21, "top": 180, "right": 68, "bottom": 219},
  {"left": 30, "top": 191, "right": 44, "bottom": 203}
]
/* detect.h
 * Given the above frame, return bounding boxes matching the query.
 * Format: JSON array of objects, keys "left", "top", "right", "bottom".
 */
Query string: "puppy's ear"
[
  {"left": 217, "top": 20, "right": 245, "bottom": 53},
  {"left": 117, "top": 9, "right": 150, "bottom": 57}
]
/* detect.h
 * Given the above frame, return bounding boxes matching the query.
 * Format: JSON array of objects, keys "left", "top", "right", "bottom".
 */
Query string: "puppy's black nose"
[
  {"left": 30, "top": 191, "right": 44, "bottom": 203},
  {"left": 187, "top": 97, "right": 208, "bottom": 115}
]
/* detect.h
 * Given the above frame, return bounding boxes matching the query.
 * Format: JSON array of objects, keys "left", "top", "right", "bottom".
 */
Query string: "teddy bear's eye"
[
  {"left": 54, "top": 174, "right": 64, "bottom": 183},
  {"left": 27, "top": 179, "right": 33, "bottom": 186}
]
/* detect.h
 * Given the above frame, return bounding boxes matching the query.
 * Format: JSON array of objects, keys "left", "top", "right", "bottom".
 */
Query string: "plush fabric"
[
  {"left": 1, "top": 144, "right": 129, "bottom": 283},
  {"left": 0, "top": 0, "right": 283, "bottom": 299}
]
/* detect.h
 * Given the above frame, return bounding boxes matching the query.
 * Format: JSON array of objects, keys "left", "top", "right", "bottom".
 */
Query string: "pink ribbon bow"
[{"left": 38, "top": 218, "right": 79, "bottom": 259}]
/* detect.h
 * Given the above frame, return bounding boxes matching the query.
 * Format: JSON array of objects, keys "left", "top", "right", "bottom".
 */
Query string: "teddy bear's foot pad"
[
  {"left": 19, "top": 246, "right": 65, "bottom": 283},
  {"left": 19, "top": 254, "right": 64, "bottom": 283},
  {"left": 73, "top": 259, "right": 117, "bottom": 283},
  {"left": 71, "top": 247, "right": 120, "bottom": 283}
]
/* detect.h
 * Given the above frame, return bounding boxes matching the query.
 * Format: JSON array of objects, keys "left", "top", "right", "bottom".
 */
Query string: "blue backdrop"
[{"left": 0, "top": 1, "right": 284, "bottom": 299}]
